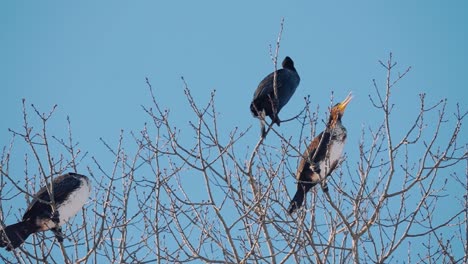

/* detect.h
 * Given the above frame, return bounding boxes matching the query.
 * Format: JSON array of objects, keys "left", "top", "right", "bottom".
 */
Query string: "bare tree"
[{"left": 1, "top": 52, "right": 466, "bottom": 263}]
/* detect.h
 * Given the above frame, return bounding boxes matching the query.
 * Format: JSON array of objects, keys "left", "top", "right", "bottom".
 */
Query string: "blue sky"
[
  {"left": 1, "top": 0, "right": 467, "bottom": 260},
  {"left": 2, "top": 1, "right": 467, "bottom": 147}
]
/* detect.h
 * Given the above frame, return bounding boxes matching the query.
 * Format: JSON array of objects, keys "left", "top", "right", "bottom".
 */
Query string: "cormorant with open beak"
[
  {"left": 250, "top": 56, "right": 300, "bottom": 137},
  {"left": 0, "top": 172, "right": 91, "bottom": 250},
  {"left": 288, "top": 93, "right": 352, "bottom": 214}
]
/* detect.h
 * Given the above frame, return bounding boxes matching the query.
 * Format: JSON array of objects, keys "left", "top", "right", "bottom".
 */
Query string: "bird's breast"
[
  {"left": 325, "top": 140, "right": 345, "bottom": 170},
  {"left": 56, "top": 179, "right": 91, "bottom": 226},
  {"left": 277, "top": 74, "right": 300, "bottom": 108}
]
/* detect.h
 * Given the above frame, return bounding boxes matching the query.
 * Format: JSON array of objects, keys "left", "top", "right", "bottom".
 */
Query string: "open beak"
[{"left": 338, "top": 92, "right": 353, "bottom": 112}]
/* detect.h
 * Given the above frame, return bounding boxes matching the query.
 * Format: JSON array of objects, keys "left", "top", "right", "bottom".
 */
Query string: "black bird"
[
  {"left": 0, "top": 172, "right": 91, "bottom": 250},
  {"left": 288, "top": 93, "right": 352, "bottom": 214},
  {"left": 250, "top": 56, "right": 300, "bottom": 137}
]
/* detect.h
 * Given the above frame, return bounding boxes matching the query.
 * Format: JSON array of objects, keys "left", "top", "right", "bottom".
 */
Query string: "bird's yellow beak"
[{"left": 338, "top": 92, "right": 353, "bottom": 112}]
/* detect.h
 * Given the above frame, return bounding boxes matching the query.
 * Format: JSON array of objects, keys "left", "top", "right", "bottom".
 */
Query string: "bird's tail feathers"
[
  {"left": 0, "top": 221, "right": 36, "bottom": 250},
  {"left": 288, "top": 183, "right": 314, "bottom": 214},
  {"left": 288, "top": 190, "right": 304, "bottom": 214}
]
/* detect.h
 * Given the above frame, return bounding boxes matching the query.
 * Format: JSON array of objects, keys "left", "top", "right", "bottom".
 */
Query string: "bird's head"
[
  {"left": 328, "top": 92, "right": 353, "bottom": 127},
  {"left": 282, "top": 56, "right": 296, "bottom": 71}
]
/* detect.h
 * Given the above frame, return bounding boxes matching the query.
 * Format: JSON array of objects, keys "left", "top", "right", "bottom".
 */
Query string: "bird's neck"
[
  {"left": 328, "top": 121, "right": 347, "bottom": 140},
  {"left": 283, "top": 65, "right": 297, "bottom": 72}
]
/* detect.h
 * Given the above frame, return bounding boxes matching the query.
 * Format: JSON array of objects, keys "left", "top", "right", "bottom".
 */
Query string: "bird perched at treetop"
[
  {"left": 0, "top": 172, "right": 91, "bottom": 251},
  {"left": 250, "top": 56, "right": 300, "bottom": 137},
  {"left": 288, "top": 93, "right": 352, "bottom": 214}
]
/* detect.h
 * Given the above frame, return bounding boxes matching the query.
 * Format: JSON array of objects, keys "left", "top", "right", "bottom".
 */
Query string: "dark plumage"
[
  {"left": 250, "top": 56, "right": 300, "bottom": 137},
  {"left": 288, "top": 93, "right": 352, "bottom": 214},
  {"left": 0, "top": 172, "right": 91, "bottom": 251}
]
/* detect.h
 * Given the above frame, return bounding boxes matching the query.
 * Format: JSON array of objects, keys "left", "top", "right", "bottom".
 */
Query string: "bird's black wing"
[
  {"left": 289, "top": 131, "right": 332, "bottom": 214},
  {"left": 310, "top": 131, "right": 332, "bottom": 165},
  {"left": 296, "top": 131, "right": 332, "bottom": 180},
  {"left": 22, "top": 175, "right": 81, "bottom": 221},
  {"left": 253, "top": 69, "right": 286, "bottom": 100}
]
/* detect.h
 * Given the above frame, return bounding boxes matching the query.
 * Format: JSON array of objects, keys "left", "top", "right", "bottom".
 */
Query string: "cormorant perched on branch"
[
  {"left": 288, "top": 93, "right": 352, "bottom": 214},
  {"left": 0, "top": 172, "right": 91, "bottom": 251},
  {"left": 250, "top": 56, "right": 300, "bottom": 137}
]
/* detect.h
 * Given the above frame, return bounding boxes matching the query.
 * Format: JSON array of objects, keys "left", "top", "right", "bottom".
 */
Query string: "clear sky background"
[{"left": 1, "top": 0, "right": 467, "bottom": 260}]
